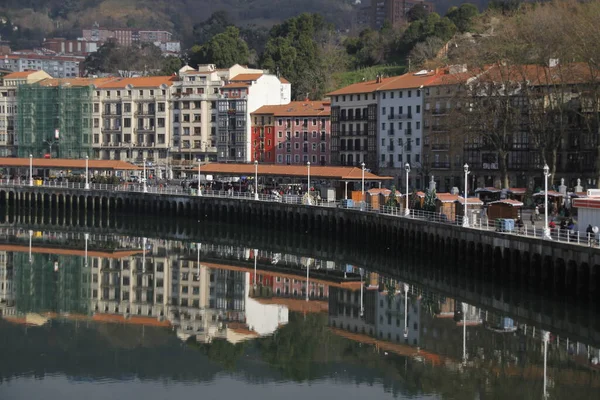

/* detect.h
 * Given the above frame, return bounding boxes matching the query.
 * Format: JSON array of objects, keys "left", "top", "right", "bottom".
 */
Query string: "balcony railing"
[
  {"left": 388, "top": 129, "right": 395, "bottom": 135},
  {"left": 405, "top": 129, "right": 412, "bottom": 135},
  {"left": 431, "top": 162, "right": 450, "bottom": 169},
  {"left": 431, "top": 144, "right": 449, "bottom": 150},
  {"left": 387, "top": 145, "right": 395, "bottom": 151}
]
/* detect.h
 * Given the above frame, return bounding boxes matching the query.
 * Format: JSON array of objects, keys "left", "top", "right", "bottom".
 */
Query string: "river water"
[{"left": 0, "top": 216, "right": 599, "bottom": 400}]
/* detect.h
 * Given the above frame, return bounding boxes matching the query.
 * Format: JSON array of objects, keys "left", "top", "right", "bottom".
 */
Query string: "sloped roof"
[
  {"left": 327, "top": 76, "right": 396, "bottom": 96},
  {"left": 222, "top": 82, "right": 251, "bottom": 89},
  {"left": 96, "top": 76, "right": 177, "bottom": 89},
  {"left": 230, "top": 73, "right": 263, "bottom": 81},
  {"left": 436, "top": 193, "right": 459, "bottom": 203},
  {"left": 198, "top": 163, "right": 392, "bottom": 181},
  {"left": 38, "top": 77, "right": 115, "bottom": 87},
  {"left": 0, "top": 157, "right": 141, "bottom": 170},
  {"left": 3, "top": 70, "right": 40, "bottom": 79},
  {"left": 252, "top": 101, "right": 330, "bottom": 117},
  {"left": 533, "top": 190, "right": 564, "bottom": 197},
  {"left": 457, "top": 196, "right": 484, "bottom": 205},
  {"left": 488, "top": 199, "right": 524, "bottom": 207}
]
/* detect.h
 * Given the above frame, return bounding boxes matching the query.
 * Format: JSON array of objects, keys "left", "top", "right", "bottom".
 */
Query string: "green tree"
[
  {"left": 386, "top": 186, "right": 400, "bottom": 207},
  {"left": 407, "top": 3, "right": 430, "bottom": 22},
  {"left": 423, "top": 187, "right": 437, "bottom": 212},
  {"left": 446, "top": 4, "right": 479, "bottom": 33},
  {"left": 156, "top": 56, "right": 183, "bottom": 76},
  {"left": 192, "top": 10, "right": 233, "bottom": 45},
  {"left": 190, "top": 26, "right": 250, "bottom": 69}
]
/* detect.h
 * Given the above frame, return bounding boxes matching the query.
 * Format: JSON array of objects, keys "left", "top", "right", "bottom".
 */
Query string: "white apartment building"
[
  {"left": 377, "top": 71, "right": 437, "bottom": 189},
  {"left": 1, "top": 53, "right": 83, "bottom": 78},
  {"left": 375, "top": 286, "right": 421, "bottom": 346},
  {"left": 217, "top": 72, "right": 291, "bottom": 162},
  {"left": 0, "top": 70, "right": 51, "bottom": 157}
]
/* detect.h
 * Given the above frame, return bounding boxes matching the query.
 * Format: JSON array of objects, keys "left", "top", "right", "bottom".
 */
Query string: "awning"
[{"left": 0, "top": 157, "right": 141, "bottom": 171}]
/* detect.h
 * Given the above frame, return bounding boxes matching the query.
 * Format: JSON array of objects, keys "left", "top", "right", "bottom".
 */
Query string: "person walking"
[
  {"left": 535, "top": 205, "right": 540, "bottom": 220},
  {"left": 587, "top": 224, "right": 594, "bottom": 246}
]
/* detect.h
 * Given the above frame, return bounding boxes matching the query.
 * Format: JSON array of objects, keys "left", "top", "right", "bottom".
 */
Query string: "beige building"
[{"left": 0, "top": 70, "right": 51, "bottom": 157}]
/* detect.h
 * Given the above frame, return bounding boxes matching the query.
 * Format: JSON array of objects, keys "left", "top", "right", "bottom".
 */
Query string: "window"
[
  {"left": 381, "top": 107, "right": 386, "bottom": 115},
  {"left": 416, "top": 105, "right": 421, "bottom": 113},
  {"left": 417, "top": 89, "right": 421, "bottom": 97},
  {"left": 408, "top": 90, "right": 412, "bottom": 97},
  {"left": 158, "top": 118, "right": 165, "bottom": 128},
  {"left": 381, "top": 123, "right": 386, "bottom": 130},
  {"left": 382, "top": 92, "right": 386, "bottom": 99},
  {"left": 416, "top": 138, "right": 420, "bottom": 146},
  {"left": 416, "top": 121, "right": 421, "bottom": 129}
]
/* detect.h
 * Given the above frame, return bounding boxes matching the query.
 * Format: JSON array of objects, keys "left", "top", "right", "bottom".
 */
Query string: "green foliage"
[
  {"left": 399, "top": 13, "right": 457, "bottom": 53},
  {"left": 446, "top": 3, "right": 479, "bottom": 33},
  {"left": 385, "top": 185, "right": 400, "bottom": 207},
  {"left": 332, "top": 65, "right": 406, "bottom": 88},
  {"left": 407, "top": 3, "right": 430, "bottom": 22},
  {"left": 83, "top": 41, "right": 170, "bottom": 75},
  {"left": 186, "top": 338, "right": 246, "bottom": 370},
  {"left": 189, "top": 26, "right": 250, "bottom": 69},
  {"left": 191, "top": 10, "right": 233, "bottom": 45},
  {"left": 260, "top": 13, "right": 333, "bottom": 99},
  {"left": 423, "top": 187, "right": 437, "bottom": 212}
]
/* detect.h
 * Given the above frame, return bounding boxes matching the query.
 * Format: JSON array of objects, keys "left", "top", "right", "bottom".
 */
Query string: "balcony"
[
  {"left": 431, "top": 125, "right": 448, "bottom": 132},
  {"left": 135, "top": 110, "right": 156, "bottom": 116},
  {"left": 135, "top": 127, "right": 155, "bottom": 133},
  {"left": 405, "top": 144, "right": 412, "bottom": 152},
  {"left": 388, "top": 129, "right": 395, "bottom": 135},
  {"left": 405, "top": 129, "right": 412, "bottom": 135},
  {"left": 482, "top": 162, "right": 499, "bottom": 170},
  {"left": 387, "top": 114, "right": 410, "bottom": 120},
  {"left": 432, "top": 109, "right": 448, "bottom": 115},
  {"left": 431, "top": 143, "right": 449, "bottom": 151},
  {"left": 387, "top": 145, "right": 395, "bottom": 151},
  {"left": 101, "top": 127, "right": 122, "bottom": 133},
  {"left": 431, "top": 162, "right": 450, "bottom": 169}
]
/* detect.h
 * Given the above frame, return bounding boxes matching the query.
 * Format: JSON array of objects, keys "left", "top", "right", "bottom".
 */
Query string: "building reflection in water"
[{"left": 1, "top": 229, "right": 600, "bottom": 398}]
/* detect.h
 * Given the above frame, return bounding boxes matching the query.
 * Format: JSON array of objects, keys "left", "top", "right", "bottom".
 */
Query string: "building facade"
[
  {"left": 0, "top": 71, "right": 51, "bottom": 157},
  {"left": 328, "top": 80, "right": 384, "bottom": 169},
  {"left": 217, "top": 73, "right": 291, "bottom": 163},
  {"left": 251, "top": 101, "right": 331, "bottom": 165},
  {"left": 371, "top": 0, "right": 434, "bottom": 29},
  {"left": 1, "top": 53, "right": 83, "bottom": 78}
]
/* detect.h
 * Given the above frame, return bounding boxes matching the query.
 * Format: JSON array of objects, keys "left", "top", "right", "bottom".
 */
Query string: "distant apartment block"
[
  {"left": 42, "top": 38, "right": 99, "bottom": 55},
  {"left": 371, "top": 0, "right": 434, "bottom": 29},
  {"left": 0, "top": 53, "right": 84, "bottom": 78},
  {"left": 82, "top": 25, "right": 179, "bottom": 53}
]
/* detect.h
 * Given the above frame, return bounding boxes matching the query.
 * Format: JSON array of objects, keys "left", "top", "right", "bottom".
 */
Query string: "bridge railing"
[{"left": 1, "top": 180, "right": 597, "bottom": 248}]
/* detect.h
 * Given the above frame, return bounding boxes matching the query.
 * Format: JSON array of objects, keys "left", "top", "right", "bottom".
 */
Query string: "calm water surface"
[{"left": 0, "top": 218, "right": 599, "bottom": 400}]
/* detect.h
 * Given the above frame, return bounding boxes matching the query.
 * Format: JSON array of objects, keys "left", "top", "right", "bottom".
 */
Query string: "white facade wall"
[
  {"left": 244, "top": 273, "right": 289, "bottom": 336},
  {"left": 377, "top": 87, "right": 424, "bottom": 186},
  {"left": 375, "top": 290, "right": 421, "bottom": 345}
]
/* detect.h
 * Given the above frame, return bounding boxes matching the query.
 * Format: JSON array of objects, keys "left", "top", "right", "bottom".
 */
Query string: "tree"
[
  {"left": 407, "top": 3, "right": 430, "bottom": 22},
  {"left": 260, "top": 13, "right": 333, "bottom": 99},
  {"left": 423, "top": 187, "right": 436, "bottom": 212},
  {"left": 446, "top": 4, "right": 479, "bottom": 33},
  {"left": 156, "top": 56, "right": 183, "bottom": 76},
  {"left": 190, "top": 26, "right": 250, "bottom": 69},
  {"left": 408, "top": 36, "right": 445, "bottom": 70},
  {"left": 191, "top": 10, "right": 233, "bottom": 45},
  {"left": 386, "top": 186, "right": 400, "bottom": 207}
]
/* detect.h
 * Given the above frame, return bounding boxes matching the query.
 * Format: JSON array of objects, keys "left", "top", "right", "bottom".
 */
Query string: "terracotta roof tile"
[
  {"left": 199, "top": 163, "right": 392, "bottom": 180},
  {"left": 222, "top": 82, "right": 251, "bottom": 89},
  {"left": 0, "top": 244, "right": 143, "bottom": 259},
  {"left": 457, "top": 196, "right": 484, "bottom": 205},
  {"left": 488, "top": 199, "right": 524, "bottom": 207},
  {"left": 96, "top": 76, "right": 177, "bottom": 89},
  {"left": 252, "top": 101, "right": 330, "bottom": 117},
  {"left": 279, "top": 77, "right": 290, "bottom": 84},
  {"left": 327, "top": 76, "right": 397, "bottom": 96},
  {"left": 230, "top": 73, "right": 263, "bottom": 81},
  {"left": 0, "top": 157, "right": 140, "bottom": 170},
  {"left": 436, "top": 193, "right": 459, "bottom": 203},
  {"left": 3, "top": 70, "right": 39, "bottom": 79}
]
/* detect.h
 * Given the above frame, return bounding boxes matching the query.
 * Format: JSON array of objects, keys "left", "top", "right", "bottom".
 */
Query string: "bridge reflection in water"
[{"left": 0, "top": 224, "right": 599, "bottom": 399}]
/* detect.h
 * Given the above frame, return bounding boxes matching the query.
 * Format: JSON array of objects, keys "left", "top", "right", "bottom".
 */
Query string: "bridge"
[{"left": 0, "top": 181, "right": 599, "bottom": 314}]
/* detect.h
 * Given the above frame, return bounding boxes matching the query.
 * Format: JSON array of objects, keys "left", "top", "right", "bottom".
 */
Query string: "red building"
[{"left": 251, "top": 101, "right": 331, "bottom": 165}]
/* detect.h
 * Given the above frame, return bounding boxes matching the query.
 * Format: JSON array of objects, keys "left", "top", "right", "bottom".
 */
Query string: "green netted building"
[{"left": 16, "top": 83, "right": 93, "bottom": 158}]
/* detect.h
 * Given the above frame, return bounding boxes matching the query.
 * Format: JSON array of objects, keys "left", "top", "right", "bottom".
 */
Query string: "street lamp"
[
  {"left": 344, "top": 181, "right": 349, "bottom": 200},
  {"left": 307, "top": 161, "right": 311, "bottom": 205},
  {"left": 143, "top": 157, "right": 148, "bottom": 193},
  {"left": 306, "top": 261, "right": 310, "bottom": 302},
  {"left": 403, "top": 283, "right": 409, "bottom": 338},
  {"left": 404, "top": 163, "right": 411, "bottom": 216},
  {"left": 28, "top": 229, "right": 33, "bottom": 263},
  {"left": 29, "top": 154, "right": 33, "bottom": 187},
  {"left": 253, "top": 249, "right": 258, "bottom": 290},
  {"left": 142, "top": 237, "right": 147, "bottom": 273},
  {"left": 84, "top": 233, "right": 89, "bottom": 267},
  {"left": 254, "top": 160, "right": 259, "bottom": 200},
  {"left": 359, "top": 268, "right": 364, "bottom": 317},
  {"left": 361, "top": 162, "right": 365, "bottom": 204},
  {"left": 197, "top": 160, "right": 202, "bottom": 196},
  {"left": 543, "top": 164, "right": 551, "bottom": 240},
  {"left": 463, "top": 163, "right": 470, "bottom": 227},
  {"left": 462, "top": 302, "right": 468, "bottom": 364},
  {"left": 85, "top": 155, "right": 90, "bottom": 190},
  {"left": 543, "top": 331, "right": 550, "bottom": 399}
]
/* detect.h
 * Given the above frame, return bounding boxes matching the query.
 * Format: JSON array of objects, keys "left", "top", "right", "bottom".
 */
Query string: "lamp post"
[
  {"left": 197, "top": 243, "right": 201, "bottom": 278},
  {"left": 253, "top": 249, "right": 258, "bottom": 290},
  {"left": 306, "top": 261, "right": 310, "bottom": 302},
  {"left": 84, "top": 233, "right": 89, "bottom": 267},
  {"left": 29, "top": 154, "right": 33, "bottom": 187},
  {"left": 143, "top": 157, "right": 148, "bottom": 193},
  {"left": 403, "top": 283, "right": 409, "bottom": 338},
  {"left": 462, "top": 302, "right": 468, "bottom": 365},
  {"left": 463, "top": 163, "right": 470, "bottom": 227},
  {"left": 254, "top": 160, "right": 259, "bottom": 200},
  {"left": 361, "top": 162, "right": 365, "bottom": 204},
  {"left": 543, "top": 331, "right": 550, "bottom": 399},
  {"left": 543, "top": 164, "right": 551, "bottom": 240},
  {"left": 197, "top": 161, "right": 202, "bottom": 196},
  {"left": 344, "top": 181, "right": 349, "bottom": 200},
  {"left": 404, "top": 163, "right": 410, "bottom": 216},
  {"left": 28, "top": 229, "right": 33, "bottom": 263},
  {"left": 307, "top": 161, "right": 311, "bottom": 205},
  {"left": 85, "top": 155, "right": 90, "bottom": 190},
  {"left": 359, "top": 268, "right": 364, "bottom": 317},
  {"left": 142, "top": 237, "right": 147, "bottom": 273}
]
